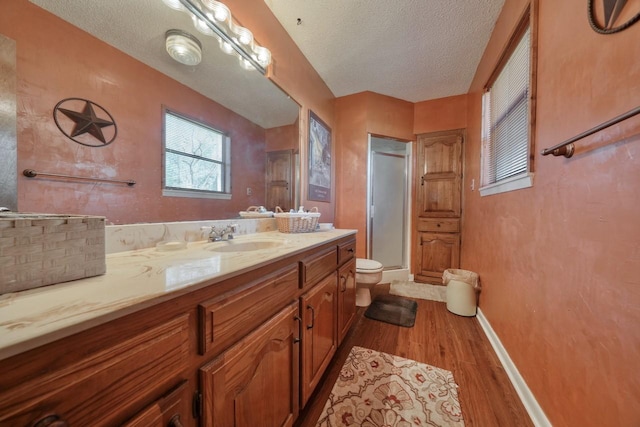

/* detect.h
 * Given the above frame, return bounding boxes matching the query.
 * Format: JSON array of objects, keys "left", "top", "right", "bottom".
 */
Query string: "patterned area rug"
[
  {"left": 390, "top": 280, "right": 447, "bottom": 302},
  {"left": 316, "top": 346, "right": 465, "bottom": 427}
]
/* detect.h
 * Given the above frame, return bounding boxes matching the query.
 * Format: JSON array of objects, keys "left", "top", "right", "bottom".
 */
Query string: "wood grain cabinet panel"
[
  {"left": 300, "top": 273, "right": 338, "bottom": 407},
  {"left": 0, "top": 314, "right": 190, "bottom": 426},
  {"left": 417, "top": 218, "right": 460, "bottom": 233},
  {"left": 416, "top": 232, "right": 461, "bottom": 283},
  {"left": 198, "top": 264, "right": 298, "bottom": 357},
  {"left": 199, "top": 302, "right": 300, "bottom": 427},
  {"left": 300, "top": 246, "right": 337, "bottom": 289},
  {"left": 337, "top": 258, "right": 356, "bottom": 345},
  {"left": 266, "top": 150, "right": 294, "bottom": 211},
  {"left": 123, "top": 380, "right": 192, "bottom": 427},
  {"left": 337, "top": 240, "right": 356, "bottom": 265}
]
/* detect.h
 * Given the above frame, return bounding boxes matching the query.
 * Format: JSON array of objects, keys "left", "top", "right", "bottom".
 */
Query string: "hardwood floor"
[{"left": 295, "top": 283, "right": 534, "bottom": 427}]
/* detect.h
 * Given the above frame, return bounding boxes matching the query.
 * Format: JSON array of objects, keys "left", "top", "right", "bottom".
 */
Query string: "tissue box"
[{"left": 0, "top": 213, "right": 106, "bottom": 294}]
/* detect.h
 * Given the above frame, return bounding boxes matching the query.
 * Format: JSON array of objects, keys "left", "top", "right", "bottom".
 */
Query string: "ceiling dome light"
[{"left": 165, "top": 29, "right": 202, "bottom": 66}]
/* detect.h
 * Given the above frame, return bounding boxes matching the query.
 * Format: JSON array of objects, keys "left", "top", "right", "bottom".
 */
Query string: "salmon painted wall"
[
  {"left": 414, "top": 94, "right": 468, "bottom": 135},
  {"left": 227, "top": 0, "right": 337, "bottom": 221},
  {"left": 463, "top": 0, "right": 640, "bottom": 425},
  {"left": 265, "top": 122, "right": 299, "bottom": 152},
  {"left": 335, "top": 92, "right": 413, "bottom": 256},
  {"left": 3, "top": 1, "right": 267, "bottom": 224}
]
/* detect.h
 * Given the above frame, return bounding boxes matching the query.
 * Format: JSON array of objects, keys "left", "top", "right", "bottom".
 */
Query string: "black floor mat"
[{"left": 364, "top": 294, "right": 418, "bottom": 327}]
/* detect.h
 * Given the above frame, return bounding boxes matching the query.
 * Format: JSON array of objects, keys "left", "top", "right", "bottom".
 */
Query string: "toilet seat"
[{"left": 356, "top": 258, "right": 384, "bottom": 274}]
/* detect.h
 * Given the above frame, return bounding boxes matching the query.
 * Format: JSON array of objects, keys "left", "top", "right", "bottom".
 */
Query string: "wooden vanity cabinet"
[{"left": 0, "top": 234, "right": 357, "bottom": 427}]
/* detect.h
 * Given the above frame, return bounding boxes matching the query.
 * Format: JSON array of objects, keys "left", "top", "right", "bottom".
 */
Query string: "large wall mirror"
[{"left": 0, "top": 0, "right": 300, "bottom": 224}]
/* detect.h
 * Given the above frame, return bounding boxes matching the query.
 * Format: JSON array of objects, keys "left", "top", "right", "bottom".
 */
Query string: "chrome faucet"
[{"left": 205, "top": 224, "right": 238, "bottom": 242}]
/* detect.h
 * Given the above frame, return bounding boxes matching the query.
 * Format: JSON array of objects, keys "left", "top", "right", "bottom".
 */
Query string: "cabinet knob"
[
  {"left": 340, "top": 275, "right": 347, "bottom": 292},
  {"left": 169, "top": 414, "right": 184, "bottom": 427},
  {"left": 33, "top": 415, "right": 68, "bottom": 427}
]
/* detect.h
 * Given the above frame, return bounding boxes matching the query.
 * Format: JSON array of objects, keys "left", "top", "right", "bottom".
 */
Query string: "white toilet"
[{"left": 355, "top": 258, "right": 384, "bottom": 307}]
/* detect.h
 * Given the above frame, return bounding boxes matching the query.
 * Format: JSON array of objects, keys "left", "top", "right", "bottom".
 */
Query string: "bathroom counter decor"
[
  {"left": 0, "top": 213, "right": 105, "bottom": 295},
  {"left": 274, "top": 206, "right": 321, "bottom": 233}
]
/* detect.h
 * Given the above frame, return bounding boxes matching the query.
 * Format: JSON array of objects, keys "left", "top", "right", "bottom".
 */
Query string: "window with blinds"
[
  {"left": 480, "top": 16, "right": 535, "bottom": 197},
  {"left": 163, "top": 110, "right": 231, "bottom": 198}
]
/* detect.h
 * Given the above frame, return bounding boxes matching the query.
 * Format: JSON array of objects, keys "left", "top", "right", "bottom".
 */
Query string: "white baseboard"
[
  {"left": 382, "top": 268, "right": 409, "bottom": 283},
  {"left": 476, "top": 308, "right": 551, "bottom": 427}
]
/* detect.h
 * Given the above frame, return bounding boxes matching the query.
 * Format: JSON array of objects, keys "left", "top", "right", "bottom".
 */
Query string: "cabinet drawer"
[
  {"left": 338, "top": 239, "right": 356, "bottom": 266},
  {"left": 0, "top": 314, "right": 190, "bottom": 426},
  {"left": 300, "top": 246, "right": 338, "bottom": 289},
  {"left": 199, "top": 264, "right": 298, "bottom": 356},
  {"left": 417, "top": 218, "right": 460, "bottom": 233},
  {"left": 122, "top": 380, "right": 191, "bottom": 427}
]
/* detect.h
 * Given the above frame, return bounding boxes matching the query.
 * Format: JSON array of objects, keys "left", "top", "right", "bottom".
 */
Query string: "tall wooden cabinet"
[
  {"left": 414, "top": 129, "right": 463, "bottom": 283},
  {"left": 266, "top": 150, "right": 294, "bottom": 211}
]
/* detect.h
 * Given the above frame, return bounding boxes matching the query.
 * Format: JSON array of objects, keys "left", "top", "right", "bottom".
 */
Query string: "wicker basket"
[
  {"left": 274, "top": 207, "right": 321, "bottom": 233},
  {"left": 0, "top": 213, "right": 106, "bottom": 294}
]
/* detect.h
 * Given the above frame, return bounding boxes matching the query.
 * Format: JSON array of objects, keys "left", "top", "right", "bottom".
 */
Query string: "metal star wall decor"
[
  {"left": 53, "top": 98, "right": 117, "bottom": 147},
  {"left": 588, "top": 0, "right": 640, "bottom": 34}
]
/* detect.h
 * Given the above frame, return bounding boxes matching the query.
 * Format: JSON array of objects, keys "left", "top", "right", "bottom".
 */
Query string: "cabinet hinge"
[{"left": 193, "top": 391, "right": 203, "bottom": 419}]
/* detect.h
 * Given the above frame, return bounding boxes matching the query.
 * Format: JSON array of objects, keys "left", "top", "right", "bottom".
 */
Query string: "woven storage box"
[
  {"left": 274, "top": 207, "right": 321, "bottom": 233},
  {"left": 0, "top": 213, "right": 106, "bottom": 294}
]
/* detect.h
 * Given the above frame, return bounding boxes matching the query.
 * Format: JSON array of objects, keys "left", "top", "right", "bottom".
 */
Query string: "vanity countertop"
[{"left": 0, "top": 229, "right": 356, "bottom": 361}]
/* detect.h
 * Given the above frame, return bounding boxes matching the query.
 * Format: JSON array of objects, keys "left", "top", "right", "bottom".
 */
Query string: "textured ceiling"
[
  {"left": 29, "top": 0, "right": 299, "bottom": 129},
  {"left": 265, "top": 0, "right": 505, "bottom": 102}
]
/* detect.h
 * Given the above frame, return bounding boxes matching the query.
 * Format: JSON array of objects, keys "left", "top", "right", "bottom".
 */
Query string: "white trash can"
[{"left": 443, "top": 269, "right": 480, "bottom": 316}]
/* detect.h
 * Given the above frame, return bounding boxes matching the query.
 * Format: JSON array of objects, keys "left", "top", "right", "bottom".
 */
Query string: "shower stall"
[{"left": 367, "top": 135, "right": 411, "bottom": 282}]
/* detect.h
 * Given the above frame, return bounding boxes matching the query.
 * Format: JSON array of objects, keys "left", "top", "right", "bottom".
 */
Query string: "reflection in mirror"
[{"left": 0, "top": 0, "right": 299, "bottom": 224}]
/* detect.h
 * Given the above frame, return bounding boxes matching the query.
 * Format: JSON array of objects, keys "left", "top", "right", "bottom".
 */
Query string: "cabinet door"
[
  {"left": 300, "top": 273, "right": 338, "bottom": 407},
  {"left": 416, "top": 131, "right": 462, "bottom": 218},
  {"left": 266, "top": 150, "right": 293, "bottom": 211},
  {"left": 199, "top": 302, "right": 300, "bottom": 427},
  {"left": 337, "top": 258, "right": 356, "bottom": 345},
  {"left": 416, "top": 232, "right": 461, "bottom": 283}
]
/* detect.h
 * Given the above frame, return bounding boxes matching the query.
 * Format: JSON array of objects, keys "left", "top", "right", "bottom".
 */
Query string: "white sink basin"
[{"left": 206, "top": 240, "right": 283, "bottom": 253}]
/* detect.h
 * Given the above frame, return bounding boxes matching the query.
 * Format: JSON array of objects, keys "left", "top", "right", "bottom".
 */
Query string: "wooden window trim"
[{"left": 481, "top": 0, "right": 538, "bottom": 194}]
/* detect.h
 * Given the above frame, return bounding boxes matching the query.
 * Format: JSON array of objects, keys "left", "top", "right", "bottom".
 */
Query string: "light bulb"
[
  {"left": 219, "top": 40, "right": 235, "bottom": 55},
  {"left": 238, "top": 56, "right": 255, "bottom": 71},
  {"left": 201, "top": 0, "right": 230, "bottom": 22},
  {"left": 192, "top": 15, "right": 214, "bottom": 36},
  {"left": 234, "top": 27, "right": 253, "bottom": 45},
  {"left": 254, "top": 46, "right": 271, "bottom": 67},
  {"left": 162, "top": 0, "right": 184, "bottom": 11}
]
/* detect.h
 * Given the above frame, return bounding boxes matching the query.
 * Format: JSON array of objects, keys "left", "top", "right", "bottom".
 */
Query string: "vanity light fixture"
[
  {"left": 165, "top": 29, "right": 203, "bottom": 66},
  {"left": 161, "top": 0, "right": 272, "bottom": 74}
]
